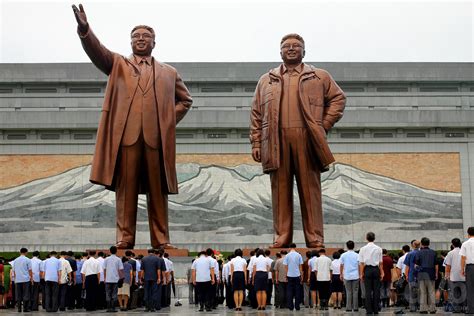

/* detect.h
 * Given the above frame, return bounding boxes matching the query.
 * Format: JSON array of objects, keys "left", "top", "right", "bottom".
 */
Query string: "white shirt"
[
  {"left": 247, "top": 255, "right": 256, "bottom": 279},
  {"left": 460, "top": 238, "right": 474, "bottom": 264},
  {"left": 164, "top": 258, "right": 173, "bottom": 282},
  {"left": 445, "top": 247, "right": 465, "bottom": 282},
  {"left": 59, "top": 257, "right": 72, "bottom": 284},
  {"left": 313, "top": 255, "right": 332, "bottom": 281},
  {"left": 222, "top": 262, "right": 230, "bottom": 282},
  {"left": 103, "top": 255, "right": 124, "bottom": 283},
  {"left": 266, "top": 257, "right": 274, "bottom": 279},
  {"left": 231, "top": 256, "right": 247, "bottom": 272},
  {"left": 308, "top": 257, "right": 317, "bottom": 272},
  {"left": 135, "top": 260, "right": 141, "bottom": 283},
  {"left": 97, "top": 257, "right": 105, "bottom": 282},
  {"left": 358, "top": 242, "right": 383, "bottom": 266},
  {"left": 192, "top": 255, "right": 213, "bottom": 282},
  {"left": 254, "top": 255, "right": 270, "bottom": 272},
  {"left": 331, "top": 259, "right": 341, "bottom": 275},
  {"left": 396, "top": 253, "right": 407, "bottom": 276},
  {"left": 81, "top": 257, "right": 102, "bottom": 276},
  {"left": 210, "top": 257, "right": 220, "bottom": 281}
]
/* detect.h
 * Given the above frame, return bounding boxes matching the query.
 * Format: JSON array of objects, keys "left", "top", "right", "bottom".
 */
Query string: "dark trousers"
[
  {"left": 144, "top": 280, "right": 162, "bottom": 310},
  {"left": 196, "top": 281, "right": 211, "bottom": 309},
  {"left": 161, "top": 282, "right": 170, "bottom": 307},
  {"left": 466, "top": 264, "right": 474, "bottom": 314},
  {"left": 105, "top": 283, "right": 119, "bottom": 304},
  {"left": 211, "top": 283, "right": 218, "bottom": 307},
  {"left": 59, "top": 283, "right": 68, "bottom": 310},
  {"left": 40, "top": 280, "right": 46, "bottom": 310},
  {"left": 73, "top": 283, "right": 83, "bottom": 308},
  {"left": 45, "top": 281, "right": 59, "bottom": 312},
  {"left": 278, "top": 281, "right": 287, "bottom": 308},
  {"left": 266, "top": 279, "right": 273, "bottom": 305},
  {"left": 225, "top": 282, "right": 234, "bottom": 308},
  {"left": 29, "top": 281, "right": 40, "bottom": 311},
  {"left": 248, "top": 283, "right": 257, "bottom": 308},
  {"left": 15, "top": 282, "right": 30, "bottom": 311},
  {"left": 364, "top": 266, "right": 381, "bottom": 314},
  {"left": 66, "top": 283, "right": 75, "bottom": 309},
  {"left": 84, "top": 274, "right": 98, "bottom": 311},
  {"left": 318, "top": 281, "right": 331, "bottom": 302},
  {"left": 287, "top": 277, "right": 302, "bottom": 310},
  {"left": 274, "top": 281, "right": 280, "bottom": 307},
  {"left": 98, "top": 281, "right": 106, "bottom": 309}
]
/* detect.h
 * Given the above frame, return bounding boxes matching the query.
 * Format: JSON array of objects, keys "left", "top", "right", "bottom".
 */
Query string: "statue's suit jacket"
[
  {"left": 250, "top": 64, "right": 345, "bottom": 173},
  {"left": 79, "top": 28, "right": 192, "bottom": 194}
]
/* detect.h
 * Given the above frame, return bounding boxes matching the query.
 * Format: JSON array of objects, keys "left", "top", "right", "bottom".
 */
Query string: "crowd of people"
[
  {"left": 2, "top": 227, "right": 474, "bottom": 314},
  {"left": 188, "top": 228, "right": 474, "bottom": 314},
  {"left": 1, "top": 247, "right": 175, "bottom": 312}
]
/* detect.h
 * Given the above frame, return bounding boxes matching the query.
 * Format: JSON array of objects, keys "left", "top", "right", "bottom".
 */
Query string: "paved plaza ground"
[{"left": 0, "top": 301, "right": 460, "bottom": 315}]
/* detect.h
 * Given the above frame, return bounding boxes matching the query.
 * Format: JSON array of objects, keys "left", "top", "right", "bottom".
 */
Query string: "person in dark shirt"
[
  {"left": 65, "top": 251, "right": 77, "bottom": 310},
  {"left": 140, "top": 249, "right": 166, "bottom": 312},
  {"left": 404, "top": 240, "right": 420, "bottom": 312},
  {"left": 415, "top": 237, "right": 438, "bottom": 314},
  {"left": 381, "top": 249, "right": 393, "bottom": 308}
]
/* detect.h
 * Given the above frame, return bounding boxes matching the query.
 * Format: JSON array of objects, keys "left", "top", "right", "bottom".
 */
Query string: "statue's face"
[
  {"left": 280, "top": 38, "right": 305, "bottom": 65},
  {"left": 131, "top": 28, "right": 155, "bottom": 56}
]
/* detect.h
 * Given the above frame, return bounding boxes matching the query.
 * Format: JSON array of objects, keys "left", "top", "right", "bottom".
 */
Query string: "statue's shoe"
[
  {"left": 115, "top": 241, "right": 133, "bottom": 249},
  {"left": 307, "top": 241, "right": 324, "bottom": 249},
  {"left": 160, "top": 243, "right": 177, "bottom": 249}
]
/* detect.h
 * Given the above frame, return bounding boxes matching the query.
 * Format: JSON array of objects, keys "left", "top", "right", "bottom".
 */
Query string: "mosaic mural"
[{"left": 0, "top": 153, "right": 463, "bottom": 248}]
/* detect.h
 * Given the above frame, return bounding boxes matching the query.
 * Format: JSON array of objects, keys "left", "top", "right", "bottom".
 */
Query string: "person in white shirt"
[
  {"left": 313, "top": 249, "right": 332, "bottom": 310},
  {"left": 307, "top": 250, "right": 318, "bottom": 308},
  {"left": 358, "top": 232, "right": 383, "bottom": 315},
  {"left": 96, "top": 252, "right": 106, "bottom": 309},
  {"left": 206, "top": 249, "right": 219, "bottom": 309},
  {"left": 330, "top": 251, "right": 343, "bottom": 309},
  {"left": 230, "top": 249, "right": 247, "bottom": 311},
  {"left": 222, "top": 255, "right": 235, "bottom": 309},
  {"left": 460, "top": 227, "right": 474, "bottom": 314},
  {"left": 103, "top": 246, "right": 124, "bottom": 312},
  {"left": 191, "top": 251, "right": 215, "bottom": 312},
  {"left": 396, "top": 245, "right": 410, "bottom": 279},
  {"left": 81, "top": 250, "right": 101, "bottom": 311},
  {"left": 252, "top": 249, "right": 270, "bottom": 310},
  {"left": 445, "top": 238, "right": 465, "bottom": 313},
  {"left": 58, "top": 251, "right": 73, "bottom": 311},
  {"left": 264, "top": 249, "right": 274, "bottom": 306},
  {"left": 247, "top": 250, "right": 257, "bottom": 308},
  {"left": 340, "top": 240, "right": 360, "bottom": 312},
  {"left": 29, "top": 251, "right": 42, "bottom": 311},
  {"left": 163, "top": 253, "right": 173, "bottom": 308}
]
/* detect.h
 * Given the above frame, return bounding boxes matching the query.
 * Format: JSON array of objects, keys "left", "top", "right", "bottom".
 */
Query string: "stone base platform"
[
  {"left": 89, "top": 248, "right": 189, "bottom": 257},
  {"left": 243, "top": 247, "right": 340, "bottom": 257}
]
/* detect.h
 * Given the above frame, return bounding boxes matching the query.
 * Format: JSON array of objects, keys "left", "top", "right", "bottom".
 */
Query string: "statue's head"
[
  {"left": 130, "top": 25, "right": 156, "bottom": 56},
  {"left": 280, "top": 33, "right": 305, "bottom": 65}
]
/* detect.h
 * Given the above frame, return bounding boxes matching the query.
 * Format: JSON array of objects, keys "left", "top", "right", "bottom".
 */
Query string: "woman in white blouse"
[
  {"left": 230, "top": 249, "right": 247, "bottom": 311},
  {"left": 330, "top": 251, "right": 344, "bottom": 309},
  {"left": 252, "top": 249, "right": 270, "bottom": 310}
]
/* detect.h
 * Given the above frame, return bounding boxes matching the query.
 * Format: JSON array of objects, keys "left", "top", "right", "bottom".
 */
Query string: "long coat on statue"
[{"left": 78, "top": 28, "right": 192, "bottom": 194}]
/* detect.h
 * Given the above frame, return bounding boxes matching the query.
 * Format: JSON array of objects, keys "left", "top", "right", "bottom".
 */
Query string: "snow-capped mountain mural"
[{"left": 0, "top": 163, "right": 462, "bottom": 248}]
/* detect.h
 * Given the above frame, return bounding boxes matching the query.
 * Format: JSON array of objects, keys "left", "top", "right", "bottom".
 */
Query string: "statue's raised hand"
[{"left": 72, "top": 4, "right": 89, "bottom": 33}]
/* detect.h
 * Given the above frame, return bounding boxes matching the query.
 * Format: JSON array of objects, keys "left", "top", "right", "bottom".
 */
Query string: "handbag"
[
  {"left": 118, "top": 278, "right": 124, "bottom": 288},
  {"left": 438, "top": 278, "right": 448, "bottom": 291},
  {"left": 393, "top": 275, "right": 407, "bottom": 294}
]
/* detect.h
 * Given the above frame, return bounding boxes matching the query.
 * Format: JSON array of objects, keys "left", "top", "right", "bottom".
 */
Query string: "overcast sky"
[{"left": 0, "top": 0, "right": 472, "bottom": 63}]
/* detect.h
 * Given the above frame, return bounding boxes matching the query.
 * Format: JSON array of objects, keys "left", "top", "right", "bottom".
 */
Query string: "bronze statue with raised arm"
[
  {"left": 250, "top": 33, "right": 346, "bottom": 248},
  {"left": 72, "top": 4, "right": 192, "bottom": 249}
]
